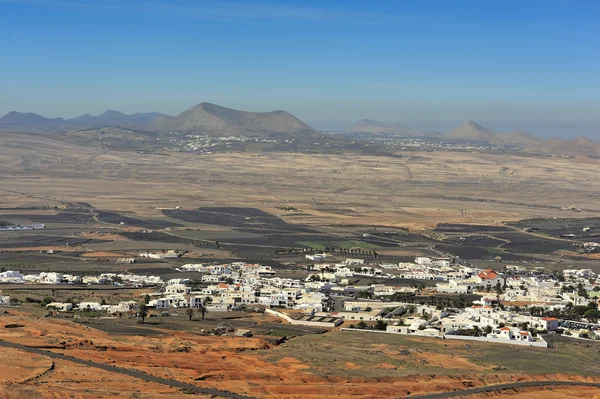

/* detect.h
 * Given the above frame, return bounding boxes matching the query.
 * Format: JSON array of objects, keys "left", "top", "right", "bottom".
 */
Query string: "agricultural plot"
[
  {"left": 490, "top": 232, "right": 574, "bottom": 254},
  {"left": 434, "top": 223, "right": 512, "bottom": 233},
  {"left": 501, "top": 240, "right": 574, "bottom": 254},
  {"left": 0, "top": 235, "right": 109, "bottom": 248},
  {"left": 445, "top": 235, "right": 507, "bottom": 247},
  {"left": 119, "top": 232, "right": 195, "bottom": 244},
  {"left": 435, "top": 244, "right": 491, "bottom": 260},
  {"left": 96, "top": 211, "right": 182, "bottom": 229},
  {"left": 368, "top": 231, "right": 439, "bottom": 244},
  {"left": 509, "top": 217, "right": 600, "bottom": 241},
  {"left": 164, "top": 207, "right": 309, "bottom": 232},
  {"left": 23, "top": 212, "right": 95, "bottom": 224}
]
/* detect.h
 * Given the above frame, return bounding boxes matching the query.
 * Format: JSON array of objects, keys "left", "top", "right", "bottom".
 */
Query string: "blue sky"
[{"left": 0, "top": 0, "right": 599, "bottom": 137}]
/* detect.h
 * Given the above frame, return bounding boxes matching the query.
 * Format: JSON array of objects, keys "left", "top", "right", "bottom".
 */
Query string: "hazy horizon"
[
  {"left": 2, "top": 104, "right": 599, "bottom": 140},
  {"left": 1, "top": 0, "right": 599, "bottom": 139}
]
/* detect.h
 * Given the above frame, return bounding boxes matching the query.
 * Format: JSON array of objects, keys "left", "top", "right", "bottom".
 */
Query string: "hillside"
[
  {"left": 444, "top": 120, "right": 497, "bottom": 142},
  {"left": 0, "top": 110, "right": 166, "bottom": 132},
  {"left": 491, "top": 130, "right": 543, "bottom": 146},
  {"left": 0, "top": 111, "right": 65, "bottom": 130},
  {"left": 539, "top": 136, "right": 600, "bottom": 157},
  {"left": 347, "top": 119, "right": 421, "bottom": 136},
  {"left": 146, "top": 102, "right": 317, "bottom": 137},
  {"left": 68, "top": 111, "right": 166, "bottom": 128},
  {"left": 444, "top": 121, "right": 543, "bottom": 147}
]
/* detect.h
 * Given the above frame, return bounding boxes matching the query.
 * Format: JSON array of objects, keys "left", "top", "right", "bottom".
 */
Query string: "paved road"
[
  {"left": 0, "top": 339, "right": 257, "bottom": 399},
  {"left": 403, "top": 380, "right": 600, "bottom": 398}
]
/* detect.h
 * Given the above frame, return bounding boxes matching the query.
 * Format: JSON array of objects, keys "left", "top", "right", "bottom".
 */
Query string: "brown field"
[{"left": 1, "top": 132, "right": 599, "bottom": 230}]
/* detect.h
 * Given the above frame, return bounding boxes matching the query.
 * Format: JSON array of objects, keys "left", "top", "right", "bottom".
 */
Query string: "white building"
[
  {"left": 0, "top": 271, "right": 24, "bottom": 283},
  {"left": 46, "top": 302, "right": 73, "bottom": 311}
]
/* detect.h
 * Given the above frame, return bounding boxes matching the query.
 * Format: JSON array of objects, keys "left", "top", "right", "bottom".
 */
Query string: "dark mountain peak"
[
  {"left": 98, "top": 110, "right": 126, "bottom": 117},
  {"left": 445, "top": 120, "right": 497, "bottom": 141},
  {"left": 0, "top": 111, "right": 63, "bottom": 124},
  {"left": 464, "top": 120, "right": 486, "bottom": 129},
  {"left": 146, "top": 101, "right": 316, "bottom": 136}
]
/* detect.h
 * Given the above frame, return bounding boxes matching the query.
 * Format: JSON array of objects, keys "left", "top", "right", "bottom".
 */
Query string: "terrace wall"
[
  {"left": 265, "top": 309, "right": 340, "bottom": 328},
  {"left": 443, "top": 334, "right": 547, "bottom": 348}
]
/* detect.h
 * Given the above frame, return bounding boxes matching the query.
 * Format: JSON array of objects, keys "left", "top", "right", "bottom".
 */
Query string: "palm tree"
[
  {"left": 138, "top": 304, "right": 148, "bottom": 323},
  {"left": 186, "top": 308, "right": 194, "bottom": 321},
  {"left": 197, "top": 304, "right": 207, "bottom": 320}
]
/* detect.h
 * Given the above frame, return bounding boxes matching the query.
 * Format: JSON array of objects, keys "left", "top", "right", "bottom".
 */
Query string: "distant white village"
[{"left": 1, "top": 253, "right": 599, "bottom": 347}]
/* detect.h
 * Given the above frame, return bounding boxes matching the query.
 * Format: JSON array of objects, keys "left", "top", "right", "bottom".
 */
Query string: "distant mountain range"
[
  {"left": 68, "top": 110, "right": 167, "bottom": 128},
  {"left": 146, "top": 102, "right": 317, "bottom": 137},
  {"left": 0, "top": 110, "right": 168, "bottom": 131},
  {"left": 442, "top": 120, "right": 600, "bottom": 155},
  {"left": 346, "top": 118, "right": 600, "bottom": 156},
  {"left": 3, "top": 105, "right": 599, "bottom": 157},
  {"left": 538, "top": 136, "right": 600, "bottom": 157},
  {"left": 444, "top": 120, "right": 543, "bottom": 146},
  {"left": 0, "top": 103, "right": 316, "bottom": 138}
]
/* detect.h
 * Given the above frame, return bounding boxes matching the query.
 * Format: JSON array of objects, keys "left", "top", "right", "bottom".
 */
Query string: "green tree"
[
  {"left": 138, "top": 304, "right": 148, "bottom": 323},
  {"left": 186, "top": 308, "right": 194, "bottom": 321},
  {"left": 495, "top": 281, "right": 503, "bottom": 295},
  {"left": 577, "top": 283, "right": 589, "bottom": 298},
  {"left": 375, "top": 319, "right": 388, "bottom": 331},
  {"left": 42, "top": 297, "right": 54, "bottom": 305},
  {"left": 357, "top": 320, "right": 367, "bottom": 329},
  {"left": 144, "top": 294, "right": 151, "bottom": 304},
  {"left": 519, "top": 322, "right": 529, "bottom": 331},
  {"left": 197, "top": 304, "right": 207, "bottom": 320},
  {"left": 357, "top": 290, "right": 373, "bottom": 299},
  {"left": 584, "top": 309, "right": 600, "bottom": 322}
]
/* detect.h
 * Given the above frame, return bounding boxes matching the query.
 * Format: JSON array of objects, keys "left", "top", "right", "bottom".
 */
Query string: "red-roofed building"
[
  {"left": 540, "top": 317, "right": 559, "bottom": 331},
  {"left": 476, "top": 269, "right": 502, "bottom": 287}
]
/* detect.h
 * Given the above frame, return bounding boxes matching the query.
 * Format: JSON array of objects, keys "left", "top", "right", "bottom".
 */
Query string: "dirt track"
[
  {"left": 4, "top": 337, "right": 599, "bottom": 399},
  {"left": 0, "top": 339, "right": 257, "bottom": 399},
  {"left": 404, "top": 380, "right": 600, "bottom": 398}
]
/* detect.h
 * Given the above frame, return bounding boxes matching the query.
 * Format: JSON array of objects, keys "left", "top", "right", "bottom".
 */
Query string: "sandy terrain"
[{"left": 0, "top": 347, "right": 202, "bottom": 399}]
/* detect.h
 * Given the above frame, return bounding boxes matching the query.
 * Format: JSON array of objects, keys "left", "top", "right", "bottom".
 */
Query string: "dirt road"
[
  {"left": 404, "top": 380, "right": 600, "bottom": 398},
  {"left": 0, "top": 339, "right": 257, "bottom": 399}
]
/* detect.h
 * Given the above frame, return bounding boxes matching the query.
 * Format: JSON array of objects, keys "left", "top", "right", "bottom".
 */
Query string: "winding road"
[
  {"left": 0, "top": 339, "right": 257, "bottom": 399},
  {"left": 404, "top": 380, "right": 600, "bottom": 398},
  {"left": 2, "top": 339, "right": 599, "bottom": 398}
]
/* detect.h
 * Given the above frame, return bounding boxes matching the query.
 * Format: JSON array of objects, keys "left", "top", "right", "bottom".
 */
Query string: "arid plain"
[{"left": 2, "top": 132, "right": 599, "bottom": 228}]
